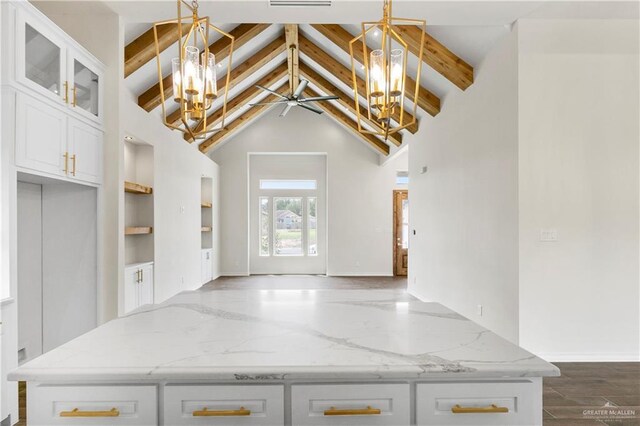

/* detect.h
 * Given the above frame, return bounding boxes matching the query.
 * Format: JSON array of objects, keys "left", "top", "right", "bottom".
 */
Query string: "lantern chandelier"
[
  {"left": 153, "top": 0, "right": 234, "bottom": 141},
  {"left": 349, "top": 0, "right": 425, "bottom": 140}
]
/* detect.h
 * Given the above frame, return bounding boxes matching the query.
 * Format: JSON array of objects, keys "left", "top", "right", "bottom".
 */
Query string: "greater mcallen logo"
[{"left": 583, "top": 401, "right": 637, "bottom": 420}]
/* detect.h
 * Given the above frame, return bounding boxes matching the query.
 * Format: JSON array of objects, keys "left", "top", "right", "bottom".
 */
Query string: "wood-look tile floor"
[{"left": 14, "top": 277, "right": 640, "bottom": 425}]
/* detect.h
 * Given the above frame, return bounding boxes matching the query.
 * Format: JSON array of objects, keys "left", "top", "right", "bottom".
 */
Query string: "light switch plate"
[{"left": 540, "top": 228, "right": 558, "bottom": 242}]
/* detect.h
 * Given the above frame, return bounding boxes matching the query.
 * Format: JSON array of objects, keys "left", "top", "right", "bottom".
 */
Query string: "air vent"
[{"left": 270, "top": 0, "right": 331, "bottom": 6}]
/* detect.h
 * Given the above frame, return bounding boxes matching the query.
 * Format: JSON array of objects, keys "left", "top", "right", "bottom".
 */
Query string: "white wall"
[
  {"left": 121, "top": 98, "right": 221, "bottom": 306},
  {"left": 210, "top": 106, "right": 408, "bottom": 276},
  {"left": 518, "top": 19, "right": 639, "bottom": 361},
  {"left": 408, "top": 27, "right": 520, "bottom": 343}
]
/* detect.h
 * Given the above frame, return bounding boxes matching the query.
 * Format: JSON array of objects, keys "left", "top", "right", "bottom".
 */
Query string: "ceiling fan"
[{"left": 251, "top": 79, "right": 338, "bottom": 117}]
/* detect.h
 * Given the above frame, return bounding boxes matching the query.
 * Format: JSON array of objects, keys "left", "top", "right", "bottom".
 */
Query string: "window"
[
  {"left": 308, "top": 197, "right": 317, "bottom": 255},
  {"left": 274, "top": 197, "right": 303, "bottom": 256},
  {"left": 259, "top": 197, "right": 270, "bottom": 256},
  {"left": 396, "top": 171, "right": 409, "bottom": 185},
  {"left": 260, "top": 180, "right": 317, "bottom": 190},
  {"left": 402, "top": 198, "right": 409, "bottom": 249}
]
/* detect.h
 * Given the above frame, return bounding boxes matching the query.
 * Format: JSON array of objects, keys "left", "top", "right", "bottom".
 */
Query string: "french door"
[{"left": 249, "top": 155, "right": 326, "bottom": 275}]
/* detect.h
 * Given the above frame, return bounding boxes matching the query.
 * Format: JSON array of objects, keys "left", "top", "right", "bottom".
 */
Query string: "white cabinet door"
[
  {"left": 292, "top": 384, "right": 410, "bottom": 426},
  {"left": 68, "top": 117, "right": 102, "bottom": 184},
  {"left": 68, "top": 47, "right": 103, "bottom": 125},
  {"left": 138, "top": 264, "right": 154, "bottom": 307},
  {"left": 28, "top": 383, "right": 157, "bottom": 425},
  {"left": 416, "top": 380, "right": 541, "bottom": 426},
  {"left": 164, "top": 385, "right": 285, "bottom": 425},
  {"left": 123, "top": 266, "right": 139, "bottom": 314},
  {"left": 15, "top": 93, "right": 67, "bottom": 177},
  {"left": 201, "top": 249, "right": 212, "bottom": 284}
]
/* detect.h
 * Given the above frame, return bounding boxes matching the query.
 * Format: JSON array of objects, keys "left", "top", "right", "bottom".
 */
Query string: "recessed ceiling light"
[
  {"left": 124, "top": 136, "right": 134, "bottom": 141},
  {"left": 373, "top": 30, "right": 379, "bottom": 36}
]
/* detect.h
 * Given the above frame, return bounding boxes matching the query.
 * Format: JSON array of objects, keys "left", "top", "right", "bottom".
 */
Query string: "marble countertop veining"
[{"left": 9, "top": 289, "right": 559, "bottom": 382}]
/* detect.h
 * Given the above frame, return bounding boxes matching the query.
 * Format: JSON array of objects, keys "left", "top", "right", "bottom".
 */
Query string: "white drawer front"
[
  {"left": 292, "top": 384, "right": 409, "bottom": 425},
  {"left": 163, "top": 385, "right": 284, "bottom": 425},
  {"left": 28, "top": 384, "right": 157, "bottom": 425},
  {"left": 416, "top": 380, "right": 542, "bottom": 426}
]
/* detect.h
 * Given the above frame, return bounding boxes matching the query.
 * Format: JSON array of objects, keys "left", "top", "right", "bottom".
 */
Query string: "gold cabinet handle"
[
  {"left": 193, "top": 407, "right": 251, "bottom": 417},
  {"left": 60, "top": 408, "right": 120, "bottom": 417},
  {"left": 71, "top": 154, "right": 77, "bottom": 176},
  {"left": 63, "top": 81, "right": 69, "bottom": 103},
  {"left": 63, "top": 152, "right": 69, "bottom": 174},
  {"left": 140, "top": 268, "right": 144, "bottom": 282},
  {"left": 72, "top": 85, "right": 77, "bottom": 107},
  {"left": 451, "top": 404, "right": 509, "bottom": 414},
  {"left": 324, "top": 406, "right": 381, "bottom": 416}
]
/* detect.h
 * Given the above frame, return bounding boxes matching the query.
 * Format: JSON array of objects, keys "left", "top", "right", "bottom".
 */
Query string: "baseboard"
[
  {"left": 536, "top": 352, "right": 640, "bottom": 362},
  {"left": 328, "top": 273, "right": 394, "bottom": 277},
  {"left": 220, "top": 273, "right": 250, "bottom": 277}
]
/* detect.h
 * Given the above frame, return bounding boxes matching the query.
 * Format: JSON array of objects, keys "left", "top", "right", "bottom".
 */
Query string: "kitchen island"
[{"left": 10, "top": 289, "right": 559, "bottom": 425}]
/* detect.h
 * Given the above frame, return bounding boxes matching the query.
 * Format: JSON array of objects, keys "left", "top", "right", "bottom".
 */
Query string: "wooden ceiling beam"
[
  {"left": 284, "top": 24, "right": 299, "bottom": 94},
  {"left": 391, "top": 25, "right": 474, "bottom": 90},
  {"left": 125, "top": 23, "right": 191, "bottom": 78},
  {"left": 184, "top": 62, "right": 289, "bottom": 141},
  {"left": 304, "top": 87, "right": 389, "bottom": 156},
  {"left": 165, "top": 36, "right": 287, "bottom": 127},
  {"left": 298, "top": 34, "right": 418, "bottom": 134},
  {"left": 200, "top": 83, "right": 290, "bottom": 153},
  {"left": 311, "top": 24, "right": 440, "bottom": 117},
  {"left": 138, "top": 24, "right": 271, "bottom": 112},
  {"left": 299, "top": 62, "right": 402, "bottom": 147}
]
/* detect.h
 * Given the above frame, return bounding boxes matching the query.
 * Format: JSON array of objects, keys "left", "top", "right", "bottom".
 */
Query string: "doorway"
[
  {"left": 393, "top": 190, "right": 408, "bottom": 276},
  {"left": 249, "top": 154, "right": 326, "bottom": 275}
]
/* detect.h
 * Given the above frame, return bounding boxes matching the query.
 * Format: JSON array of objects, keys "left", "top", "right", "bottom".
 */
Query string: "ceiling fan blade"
[
  {"left": 298, "top": 95, "right": 339, "bottom": 103},
  {"left": 298, "top": 102, "right": 323, "bottom": 115},
  {"left": 256, "top": 85, "right": 289, "bottom": 99},
  {"left": 249, "top": 100, "right": 288, "bottom": 106},
  {"left": 279, "top": 104, "right": 293, "bottom": 117},
  {"left": 293, "top": 80, "right": 308, "bottom": 98}
]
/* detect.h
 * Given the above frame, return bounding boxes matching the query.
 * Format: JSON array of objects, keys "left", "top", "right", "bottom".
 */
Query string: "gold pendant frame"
[
  {"left": 349, "top": 0, "right": 425, "bottom": 141},
  {"left": 153, "top": 0, "right": 234, "bottom": 142}
]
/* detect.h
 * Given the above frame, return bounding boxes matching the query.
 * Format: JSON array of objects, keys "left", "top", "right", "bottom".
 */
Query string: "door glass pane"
[
  {"left": 25, "top": 24, "right": 60, "bottom": 95},
  {"left": 402, "top": 198, "right": 409, "bottom": 249},
  {"left": 274, "top": 197, "right": 303, "bottom": 256},
  {"left": 308, "top": 197, "right": 317, "bottom": 256},
  {"left": 259, "top": 197, "right": 270, "bottom": 256},
  {"left": 74, "top": 60, "right": 99, "bottom": 116}
]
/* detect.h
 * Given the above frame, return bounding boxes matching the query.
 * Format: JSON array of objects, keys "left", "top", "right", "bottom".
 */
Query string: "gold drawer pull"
[
  {"left": 324, "top": 406, "right": 382, "bottom": 416},
  {"left": 60, "top": 407, "right": 120, "bottom": 417},
  {"left": 193, "top": 407, "right": 251, "bottom": 417},
  {"left": 451, "top": 404, "right": 509, "bottom": 414}
]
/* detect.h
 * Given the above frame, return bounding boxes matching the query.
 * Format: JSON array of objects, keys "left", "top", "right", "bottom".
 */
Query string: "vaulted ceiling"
[{"left": 123, "top": 21, "right": 483, "bottom": 156}]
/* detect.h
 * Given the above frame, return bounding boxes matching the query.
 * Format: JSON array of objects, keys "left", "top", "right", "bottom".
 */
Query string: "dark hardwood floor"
[{"left": 544, "top": 362, "right": 640, "bottom": 425}]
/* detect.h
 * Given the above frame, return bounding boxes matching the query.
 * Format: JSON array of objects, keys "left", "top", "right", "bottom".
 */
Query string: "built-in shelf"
[
  {"left": 125, "top": 226, "right": 153, "bottom": 235},
  {"left": 125, "top": 181, "right": 153, "bottom": 195},
  {"left": 201, "top": 202, "right": 212, "bottom": 208},
  {"left": 201, "top": 226, "right": 212, "bottom": 232}
]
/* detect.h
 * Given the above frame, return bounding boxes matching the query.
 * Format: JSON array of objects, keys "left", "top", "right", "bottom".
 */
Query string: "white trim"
[
  {"left": 328, "top": 273, "right": 394, "bottom": 277},
  {"left": 220, "top": 272, "right": 250, "bottom": 277},
  {"left": 536, "top": 352, "right": 640, "bottom": 362}
]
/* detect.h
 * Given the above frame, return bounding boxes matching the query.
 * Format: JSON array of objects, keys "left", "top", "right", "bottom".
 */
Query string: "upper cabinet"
[{"left": 10, "top": 2, "right": 105, "bottom": 126}]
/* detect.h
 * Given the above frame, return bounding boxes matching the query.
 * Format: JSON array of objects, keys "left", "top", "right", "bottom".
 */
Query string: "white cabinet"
[
  {"left": 15, "top": 92, "right": 102, "bottom": 184},
  {"left": 12, "top": 3, "right": 104, "bottom": 124},
  {"left": 15, "top": 93, "right": 67, "bottom": 177},
  {"left": 416, "top": 380, "right": 542, "bottom": 426},
  {"left": 124, "top": 262, "right": 154, "bottom": 314},
  {"left": 201, "top": 248, "right": 213, "bottom": 284},
  {"left": 68, "top": 117, "right": 103, "bottom": 184},
  {"left": 164, "top": 385, "right": 284, "bottom": 425},
  {"left": 28, "top": 383, "right": 157, "bottom": 425},
  {"left": 291, "top": 384, "right": 410, "bottom": 426}
]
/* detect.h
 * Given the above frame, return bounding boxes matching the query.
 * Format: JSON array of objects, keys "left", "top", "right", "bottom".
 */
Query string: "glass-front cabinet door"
[
  {"left": 17, "top": 14, "right": 66, "bottom": 104},
  {"left": 69, "top": 49, "right": 103, "bottom": 123}
]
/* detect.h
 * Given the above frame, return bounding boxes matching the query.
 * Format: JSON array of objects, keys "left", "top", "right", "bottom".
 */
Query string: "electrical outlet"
[
  {"left": 180, "top": 206, "right": 186, "bottom": 213},
  {"left": 477, "top": 304, "right": 483, "bottom": 316},
  {"left": 181, "top": 276, "right": 184, "bottom": 284},
  {"left": 355, "top": 261, "right": 360, "bottom": 267}
]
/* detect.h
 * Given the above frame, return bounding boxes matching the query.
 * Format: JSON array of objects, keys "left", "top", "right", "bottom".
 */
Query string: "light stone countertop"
[{"left": 9, "top": 289, "right": 559, "bottom": 382}]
